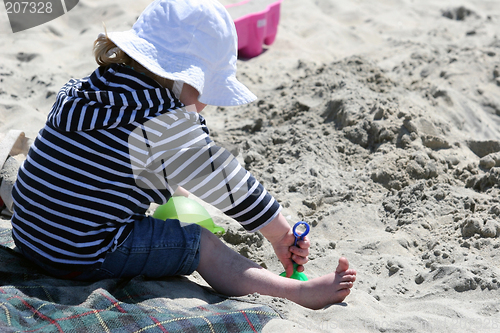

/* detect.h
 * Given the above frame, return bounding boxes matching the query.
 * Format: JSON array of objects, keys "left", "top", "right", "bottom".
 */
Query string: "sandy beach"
[{"left": 1, "top": 0, "right": 500, "bottom": 332}]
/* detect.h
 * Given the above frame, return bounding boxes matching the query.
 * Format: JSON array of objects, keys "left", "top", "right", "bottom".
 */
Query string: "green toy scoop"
[
  {"left": 153, "top": 196, "right": 225, "bottom": 235},
  {"left": 280, "top": 263, "right": 309, "bottom": 281}
]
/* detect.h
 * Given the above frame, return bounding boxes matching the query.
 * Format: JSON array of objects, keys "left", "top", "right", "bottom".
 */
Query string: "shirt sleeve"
[{"left": 129, "top": 108, "right": 282, "bottom": 232}]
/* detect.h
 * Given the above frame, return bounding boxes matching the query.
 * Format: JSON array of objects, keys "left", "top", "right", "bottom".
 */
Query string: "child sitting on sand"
[{"left": 10, "top": 0, "right": 355, "bottom": 310}]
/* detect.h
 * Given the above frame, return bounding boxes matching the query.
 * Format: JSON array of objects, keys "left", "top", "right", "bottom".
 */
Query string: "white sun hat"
[{"left": 106, "top": 0, "right": 257, "bottom": 106}]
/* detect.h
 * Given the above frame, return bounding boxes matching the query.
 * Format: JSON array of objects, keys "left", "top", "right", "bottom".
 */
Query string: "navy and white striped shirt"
[{"left": 11, "top": 64, "right": 281, "bottom": 270}]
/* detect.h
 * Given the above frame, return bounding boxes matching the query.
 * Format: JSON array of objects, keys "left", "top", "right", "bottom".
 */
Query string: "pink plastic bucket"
[{"left": 226, "top": 0, "right": 283, "bottom": 58}]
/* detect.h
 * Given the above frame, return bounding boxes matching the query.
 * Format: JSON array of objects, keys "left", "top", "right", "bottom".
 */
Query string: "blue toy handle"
[{"left": 292, "top": 221, "right": 310, "bottom": 247}]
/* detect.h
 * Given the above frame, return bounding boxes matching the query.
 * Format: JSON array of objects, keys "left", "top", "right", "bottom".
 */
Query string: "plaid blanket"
[{"left": 0, "top": 228, "right": 280, "bottom": 332}]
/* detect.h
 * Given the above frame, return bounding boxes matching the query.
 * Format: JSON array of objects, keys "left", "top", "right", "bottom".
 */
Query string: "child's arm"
[
  {"left": 259, "top": 213, "right": 310, "bottom": 278},
  {"left": 144, "top": 110, "right": 301, "bottom": 264}
]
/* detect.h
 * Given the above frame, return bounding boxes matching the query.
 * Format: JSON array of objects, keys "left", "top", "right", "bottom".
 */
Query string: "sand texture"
[{"left": 1, "top": 0, "right": 500, "bottom": 332}]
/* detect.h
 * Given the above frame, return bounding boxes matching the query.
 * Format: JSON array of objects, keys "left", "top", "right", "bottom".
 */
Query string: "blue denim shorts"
[{"left": 18, "top": 216, "right": 202, "bottom": 281}]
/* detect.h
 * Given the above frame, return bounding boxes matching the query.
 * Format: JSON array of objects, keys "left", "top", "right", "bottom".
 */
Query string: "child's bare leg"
[{"left": 195, "top": 228, "right": 356, "bottom": 310}]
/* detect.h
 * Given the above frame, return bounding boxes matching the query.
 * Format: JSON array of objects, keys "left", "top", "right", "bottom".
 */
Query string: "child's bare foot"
[{"left": 295, "top": 257, "right": 356, "bottom": 310}]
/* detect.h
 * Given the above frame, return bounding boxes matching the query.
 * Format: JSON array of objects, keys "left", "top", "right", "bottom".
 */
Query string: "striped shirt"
[{"left": 11, "top": 64, "right": 281, "bottom": 270}]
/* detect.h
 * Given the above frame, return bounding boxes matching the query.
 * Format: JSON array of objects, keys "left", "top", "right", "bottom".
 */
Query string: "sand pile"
[{"left": 203, "top": 1, "right": 500, "bottom": 330}]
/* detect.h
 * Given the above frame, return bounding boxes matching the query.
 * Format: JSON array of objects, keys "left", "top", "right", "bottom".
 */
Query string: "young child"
[{"left": 11, "top": 0, "right": 356, "bottom": 310}]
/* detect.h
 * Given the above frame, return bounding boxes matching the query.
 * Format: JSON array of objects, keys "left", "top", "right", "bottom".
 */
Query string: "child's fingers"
[
  {"left": 290, "top": 235, "right": 310, "bottom": 265},
  {"left": 291, "top": 253, "right": 308, "bottom": 265},
  {"left": 290, "top": 246, "right": 309, "bottom": 265},
  {"left": 295, "top": 237, "right": 310, "bottom": 249},
  {"left": 290, "top": 243, "right": 309, "bottom": 258},
  {"left": 281, "top": 258, "right": 295, "bottom": 278},
  {"left": 295, "top": 264, "right": 305, "bottom": 273}
]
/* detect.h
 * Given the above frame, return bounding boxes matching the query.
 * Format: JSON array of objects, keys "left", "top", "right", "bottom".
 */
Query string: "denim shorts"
[{"left": 17, "top": 216, "right": 202, "bottom": 281}]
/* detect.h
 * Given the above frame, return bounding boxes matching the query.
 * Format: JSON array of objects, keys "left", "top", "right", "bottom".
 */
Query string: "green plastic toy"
[
  {"left": 153, "top": 196, "right": 225, "bottom": 235},
  {"left": 280, "top": 263, "right": 309, "bottom": 281},
  {"left": 280, "top": 221, "right": 310, "bottom": 281}
]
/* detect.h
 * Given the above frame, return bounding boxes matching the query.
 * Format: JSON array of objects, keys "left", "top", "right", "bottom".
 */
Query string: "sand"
[{"left": 1, "top": 0, "right": 500, "bottom": 332}]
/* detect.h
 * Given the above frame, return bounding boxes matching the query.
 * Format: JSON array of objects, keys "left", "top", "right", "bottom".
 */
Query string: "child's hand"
[
  {"left": 259, "top": 213, "right": 310, "bottom": 278},
  {"left": 271, "top": 232, "right": 310, "bottom": 278}
]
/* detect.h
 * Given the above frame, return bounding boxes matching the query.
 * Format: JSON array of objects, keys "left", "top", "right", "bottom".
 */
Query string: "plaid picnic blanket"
[{"left": 0, "top": 227, "right": 280, "bottom": 333}]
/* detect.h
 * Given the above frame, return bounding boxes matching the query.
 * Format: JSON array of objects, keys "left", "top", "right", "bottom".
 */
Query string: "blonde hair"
[
  {"left": 93, "top": 32, "right": 132, "bottom": 67},
  {"left": 93, "top": 32, "right": 173, "bottom": 90}
]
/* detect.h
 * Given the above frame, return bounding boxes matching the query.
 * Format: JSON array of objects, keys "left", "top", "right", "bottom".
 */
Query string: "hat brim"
[{"left": 200, "top": 74, "right": 257, "bottom": 106}]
